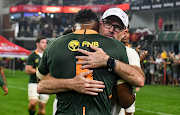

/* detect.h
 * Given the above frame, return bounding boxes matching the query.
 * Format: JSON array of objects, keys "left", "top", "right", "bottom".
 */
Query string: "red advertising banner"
[
  {"left": 119, "top": 3, "right": 130, "bottom": 11},
  {"left": 42, "top": 6, "right": 62, "bottom": 13},
  {"left": 10, "top": 3, "right": 130, "bottom": 13},
  {"left": 63, "top": 6, "right": 82, "bottom": 13},
  {"left": 10, "top": 5, "right": 42, "bottom": 13},
  {"left": 63, "top": 3, "right": 129, "bottom": 13}
]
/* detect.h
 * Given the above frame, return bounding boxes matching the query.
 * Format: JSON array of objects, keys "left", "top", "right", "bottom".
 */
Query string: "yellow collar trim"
[
  {"left": 73, "top": 29, "right": 98, "bottom": 34},
  {"left": 34, "top": 50, "right": 38, "bottom": 55}
]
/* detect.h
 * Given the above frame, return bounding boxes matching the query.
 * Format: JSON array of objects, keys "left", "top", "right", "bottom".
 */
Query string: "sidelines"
[
  {"left": 136, "top": 108, "right": 173, "bottom": 115},
  {"left": 8, "top": 86, "right": 27, "bottom": 91}
]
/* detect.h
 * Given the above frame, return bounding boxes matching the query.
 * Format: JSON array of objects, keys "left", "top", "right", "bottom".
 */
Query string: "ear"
[
  {"left": 99, "top": 20, "right": 103, "bottom": 26},
  {"left": 71, "top": 27, "right": 75, "bottom": 32},
  {"left": 36, "top": 42, "right": 38, "bottom": 46}
]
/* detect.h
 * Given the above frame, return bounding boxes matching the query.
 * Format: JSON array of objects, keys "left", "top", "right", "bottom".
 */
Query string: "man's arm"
[
  {"left": 36, "top": 70, "right": 105, "bottom": 95},
  {"left": 0, "top": 74, "right": 8, "bottom": 95},
  {"left": 0, "top": 66, "right": 7, "bottom": 86},
  {"left": 25, "top": 65, "right": 36, "bottom": 74},
  {"left": 76, "top": 45, "right": 145, "bottom": 87}
]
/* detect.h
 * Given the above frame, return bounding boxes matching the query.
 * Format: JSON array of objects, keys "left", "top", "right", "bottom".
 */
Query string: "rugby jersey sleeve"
[{"left": 26, "top": 53, "right": 34, "bottom": 66}]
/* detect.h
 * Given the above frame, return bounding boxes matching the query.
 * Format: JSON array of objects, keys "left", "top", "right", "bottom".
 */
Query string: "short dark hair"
[
  {"left": 73, "top": 9, "right": 99, "bottom": 24},
  {"left": 36, "top": 36, "right": 46, "bottom": 43}
]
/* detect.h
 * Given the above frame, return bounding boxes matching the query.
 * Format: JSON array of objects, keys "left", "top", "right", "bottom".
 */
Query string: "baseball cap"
[{"left": 101, "top": 8, "right": 129, "bottom": 28}]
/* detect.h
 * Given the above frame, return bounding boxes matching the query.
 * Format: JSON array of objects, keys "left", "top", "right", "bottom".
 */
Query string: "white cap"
[{"left": 101, "top": 8, "right": 129, "bottom": 28}]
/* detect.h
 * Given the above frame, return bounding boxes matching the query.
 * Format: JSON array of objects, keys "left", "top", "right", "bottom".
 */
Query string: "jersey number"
[{"left": 76, "top": 60, "right": 93, "bottom": 80}]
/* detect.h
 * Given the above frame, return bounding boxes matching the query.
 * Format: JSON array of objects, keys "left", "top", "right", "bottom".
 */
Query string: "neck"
[
  {"left": 74, "top": 21, "right": 98, "bottom": 32},
  {"left": 36, "top": 48, "right": 43, "bottom": 53}
]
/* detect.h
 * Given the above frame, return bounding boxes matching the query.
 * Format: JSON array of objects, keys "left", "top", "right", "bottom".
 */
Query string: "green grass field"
[{"left": 0, "top": 69, "right": 180, "bottom": 115}]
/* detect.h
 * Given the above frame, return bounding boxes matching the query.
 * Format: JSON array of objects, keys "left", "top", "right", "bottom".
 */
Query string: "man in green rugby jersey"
[
  {"left": 25, "top": 36, "right": 49, "bottom": 115},
  {"left": 0, "top": 60, "right": 8, "bottom": 95}
]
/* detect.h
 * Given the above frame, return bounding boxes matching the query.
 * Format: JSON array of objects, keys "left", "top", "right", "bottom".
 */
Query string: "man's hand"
[
  {"left": 140, "top": 51, "right": 149, "bottom": 62},
  {"left": 2, "top": 85, "right": 8, "bottom": 95},
  {"left": 135, "top": 45, "right": 141, "bottom": 53},
  {"left": 76, "top": 45, "right": 109, "bottom": 69},
  {"left": 70, "top": 70, "right": 105, "bottom": 95}
]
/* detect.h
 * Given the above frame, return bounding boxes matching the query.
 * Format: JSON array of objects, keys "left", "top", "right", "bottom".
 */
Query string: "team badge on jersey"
[
  {"left": 35, "top": 59, "right": 39, "bottom": 63},
  {"left": 68, "top": 40, "right": 80, "bottom": 51}
]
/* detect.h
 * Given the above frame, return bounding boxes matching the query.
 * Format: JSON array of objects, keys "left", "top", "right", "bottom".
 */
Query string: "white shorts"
[
  {"left": 28, "top": 83, "right": 49, "bottom": 103},
  {"left": 126, "top": 93, "right": 136, "bottom": 113},
  {"left": 53, "top": 97, "right": 58, "bottom": 115}
]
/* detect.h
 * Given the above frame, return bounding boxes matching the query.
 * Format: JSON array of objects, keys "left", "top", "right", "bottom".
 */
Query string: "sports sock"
[
  {"left": 37, "top": 111, "right": 45, "bottom": 115},
  {"left": 28, "top": 109, "right": 36, "bottom": 115}
]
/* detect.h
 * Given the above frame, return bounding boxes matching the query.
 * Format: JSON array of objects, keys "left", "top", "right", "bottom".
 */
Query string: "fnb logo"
[
  {"left": 68, "top": 40, "right": 99, "bottom": 51},
  {"left": 82, "top": 41, "right": 99, "bottom": 47}
]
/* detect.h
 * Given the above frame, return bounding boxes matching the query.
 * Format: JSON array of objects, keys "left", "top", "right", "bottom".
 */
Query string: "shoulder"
[
  {"left": 126, "top": 46, "right": 140, "bottom": 67},
  {"left": 28, "top": 51, "right": 36, "bottom": 58},
  {"left": 126, "top": 47, "right": 138, "bottom": 55}
]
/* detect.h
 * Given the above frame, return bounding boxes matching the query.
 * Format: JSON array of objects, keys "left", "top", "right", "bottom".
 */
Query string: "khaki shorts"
[{"left": 28, "top": 83, "right": 49, "bottom": 103}]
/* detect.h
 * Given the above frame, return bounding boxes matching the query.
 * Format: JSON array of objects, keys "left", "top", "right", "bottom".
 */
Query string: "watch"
[{"left": 107, "top": 56, "right": 116, "bottom": 72}]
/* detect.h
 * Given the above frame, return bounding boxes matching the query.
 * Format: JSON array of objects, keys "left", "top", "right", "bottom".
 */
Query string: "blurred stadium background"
[{"left": 0, "top": 0, "right": 180, "bottom": 115}]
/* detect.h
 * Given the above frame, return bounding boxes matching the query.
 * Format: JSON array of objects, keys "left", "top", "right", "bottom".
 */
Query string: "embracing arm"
[
  {"left": 114, "top": 62, "right": 145, "bottom": 87},
  {"left": 36, "top": 69, "right": 105, "bottom": 95},
  {"left": 76, "top": 45, "right": 145, "bottom": 87}
]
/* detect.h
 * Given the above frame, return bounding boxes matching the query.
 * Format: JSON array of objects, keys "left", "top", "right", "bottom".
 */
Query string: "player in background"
[
  {"left": 25, "top": 36, "right": 49, "bottom": 115},
  {"left": 0, "top": 60, "right": 8, "bottom": 95}
]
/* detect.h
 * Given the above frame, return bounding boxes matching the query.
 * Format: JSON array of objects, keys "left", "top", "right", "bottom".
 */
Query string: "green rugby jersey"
[
  {"left": 38, "top": 29, "right": 129, "bottom": 115},
  {"left": 26, "top": 50, "right": 41, "bottom": 83},
  {"left": 0, "top": 61, "right": 4, "bottom": 87}
]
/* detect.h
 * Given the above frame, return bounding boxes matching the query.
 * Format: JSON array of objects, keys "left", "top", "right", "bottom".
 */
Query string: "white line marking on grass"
[
  {"left": 136, "top": 108, "right": 173, "bottom": 115},
  {"left": 8, "top": 86, "right": 27, "bottom": 91}
]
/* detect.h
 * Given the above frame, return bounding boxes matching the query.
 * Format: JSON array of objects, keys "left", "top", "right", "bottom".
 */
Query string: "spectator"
[
  {"left": 148, "top": 56, "right": 156, "bottom": 84},
  {"left": 33, "top": 28, "right": 39, "bottom": 37},
  {"left": 169, "top": 23, "right": 173, "bottom": 31},
  {"left": 26, "top": 27, "right": 32, "bottom": 37},
  {"left": 164, "top": 22, "right": 169, "bottom": 31},
  {"left": 18, "top": 27, "right": 27, "bottom": 37},
  {"left": 155, "top": 54, "right": 163, "bottom": 83},
  {"left": 158, "top": 17, "right": 163, "bottom": 29},
  {"left": 59, "top": 25, "right": 64, "bottom": 36},
  {"left": 165, "top": 55, "right": 173, "bottom": 85},
  {"left": 172, "top": 54, "right": 179, "bottom": 86},
  {"left": 158, "top": 62, "right": 164, "bottom": 84}
]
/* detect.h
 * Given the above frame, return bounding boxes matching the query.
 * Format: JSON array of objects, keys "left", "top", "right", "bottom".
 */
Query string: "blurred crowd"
[
  {"left": 143, "top": 47, "right": 180, "bottom": 86},
  {"left": 18, "top": 14, "right": 73, "bottom": 38}
]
